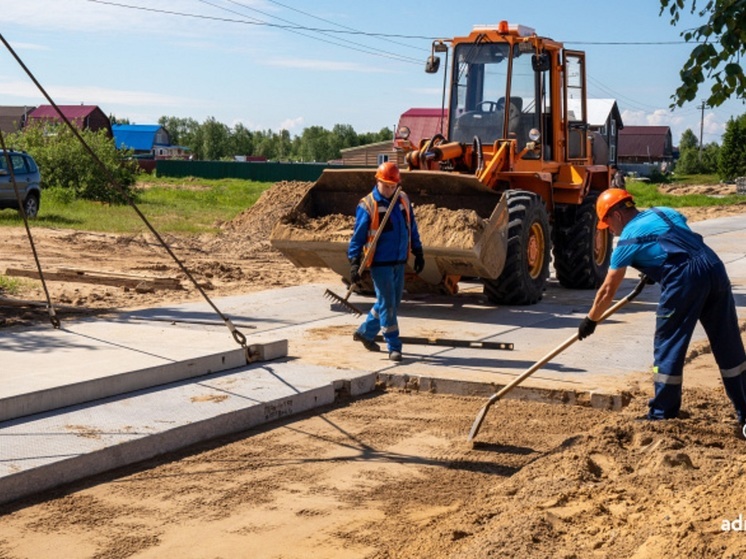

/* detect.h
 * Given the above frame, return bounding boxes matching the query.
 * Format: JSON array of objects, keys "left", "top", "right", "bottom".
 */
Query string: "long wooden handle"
[{"left": 487, "top": 275, "right": 648, "bottom": 404}]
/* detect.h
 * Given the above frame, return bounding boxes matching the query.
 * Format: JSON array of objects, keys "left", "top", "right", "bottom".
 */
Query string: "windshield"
[{"left": 449, "top": 41, "right": 538, "bottom": 148}]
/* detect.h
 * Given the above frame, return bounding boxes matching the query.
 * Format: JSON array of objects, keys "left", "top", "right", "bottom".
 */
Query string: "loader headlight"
[
  {"left": 528, "top": 128, "right": 541, "bottom": 142},
  {"left": 398, "top": 126, "right": 411, "bottom": 140}
]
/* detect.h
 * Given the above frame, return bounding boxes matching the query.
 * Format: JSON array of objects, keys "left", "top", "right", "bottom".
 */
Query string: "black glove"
[
  {"left": 413, "top": 249, "right": 425, "bottom": 274},
  {"left": 578, "top": 316, "right": 597, "bottom": 340},
  {"left": 350, "top": 257, "right": 362, "bottom": 286}
]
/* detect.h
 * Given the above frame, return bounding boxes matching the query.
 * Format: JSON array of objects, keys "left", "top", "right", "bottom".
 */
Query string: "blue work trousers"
[
  {"left": 650, "top": 255, "right": 746, "bottom": 421},
  {"left": 356, "top": 264, "right": 405, "bottom": 352}
]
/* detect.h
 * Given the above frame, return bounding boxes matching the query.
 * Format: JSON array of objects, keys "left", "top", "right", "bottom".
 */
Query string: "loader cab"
[{"left": 447, "top": 33, "right": 542, "bottom": 157}]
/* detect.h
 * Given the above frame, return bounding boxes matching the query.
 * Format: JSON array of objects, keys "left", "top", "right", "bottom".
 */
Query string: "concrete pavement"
[{"left": 1, "top": 212, "right": 745, "bottom": 506}]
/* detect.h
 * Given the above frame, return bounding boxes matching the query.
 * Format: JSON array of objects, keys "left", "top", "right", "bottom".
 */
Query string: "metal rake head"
[{"left": 324, "top": 288, "right": 363, "bottom": 316}]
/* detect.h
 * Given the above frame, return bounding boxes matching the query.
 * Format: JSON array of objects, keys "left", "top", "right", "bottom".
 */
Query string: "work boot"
[
  {"left": 738, "top": 422, "right": 746, "bottom": 441},
  {"left": 389, "top": 350, "right": 402, "bottom": 362},
  {"left": 353, "top": 331, "right": 380, "bottom": 352}
]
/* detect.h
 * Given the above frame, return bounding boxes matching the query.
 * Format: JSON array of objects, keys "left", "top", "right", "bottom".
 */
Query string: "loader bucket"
[{"left": 270, "top": 168, "right": 509, "bottom": 293}]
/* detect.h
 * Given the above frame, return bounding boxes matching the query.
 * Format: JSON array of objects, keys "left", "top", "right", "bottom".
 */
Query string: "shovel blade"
[{"left": 467, "top": 402, "right": 491, "bottom": 442}]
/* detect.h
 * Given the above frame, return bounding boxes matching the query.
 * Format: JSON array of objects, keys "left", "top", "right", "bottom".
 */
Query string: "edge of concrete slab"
[
  {"left": 0, "top": 340, "right": 289, "bottom": 423},
  {"left": 377, "top": 372, "right": 633, "bottom": 412}
]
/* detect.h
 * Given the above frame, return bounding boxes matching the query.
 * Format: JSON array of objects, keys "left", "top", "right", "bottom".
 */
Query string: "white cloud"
[{"left": 6, "top": 41, "right": 49, "bottom": 52}]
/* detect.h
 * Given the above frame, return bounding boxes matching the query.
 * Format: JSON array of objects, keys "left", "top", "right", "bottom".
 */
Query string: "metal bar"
[{"left": 375, "top": 335, "right": 513, "bottom": 351}]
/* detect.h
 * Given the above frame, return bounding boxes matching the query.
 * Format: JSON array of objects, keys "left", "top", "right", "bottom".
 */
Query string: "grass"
[
  {"left": 626, "top": 179, "right": 745, "bottom": 209},
  {"left": 0, "top": 176, "right": 272, "bottom": 234}
]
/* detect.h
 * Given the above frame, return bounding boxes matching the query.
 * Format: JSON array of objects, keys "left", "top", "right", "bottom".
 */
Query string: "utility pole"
[{"left": 698, "top": 100, "right": 706, "bottom": 163}]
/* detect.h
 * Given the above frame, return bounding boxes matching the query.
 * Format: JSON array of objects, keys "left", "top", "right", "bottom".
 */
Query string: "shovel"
[
  {"left": 325, "top": 186, "right": 403, "bottom": 316},
  {"left": 467, "top": 275, "right": 649, "bottom": 442}
]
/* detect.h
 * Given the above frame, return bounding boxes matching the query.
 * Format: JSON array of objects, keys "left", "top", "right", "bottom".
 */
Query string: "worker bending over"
[{"left": 578, "top": 188, "right": 746, "bottom": 439}]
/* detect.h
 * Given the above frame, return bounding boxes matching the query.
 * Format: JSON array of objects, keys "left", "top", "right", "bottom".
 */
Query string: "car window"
[{"left": 11, "top": 155, "right": 28, "bottom": 174}]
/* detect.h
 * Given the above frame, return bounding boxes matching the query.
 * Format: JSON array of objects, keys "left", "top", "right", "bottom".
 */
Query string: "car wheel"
[{"left": 21, "top": 193, "right": 40, "bottom": 219}]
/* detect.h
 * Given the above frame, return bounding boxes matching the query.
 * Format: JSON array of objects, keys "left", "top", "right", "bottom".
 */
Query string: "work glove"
[
  {"left": 578, "top": 316, "right": 597, "bottom": 340},
  {"left": 413, "top": 249, "right": 425, "bottom": 274},
  {"left": 350, "top": 257, "right": 362, "bottom": 286}
]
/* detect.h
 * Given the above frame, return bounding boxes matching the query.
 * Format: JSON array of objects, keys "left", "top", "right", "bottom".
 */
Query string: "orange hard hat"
[
  {"left": 375, "top": 161, "right": 400, "bottom": 185},
  {"left": 596, "top": 188, "right": 634, "bottom": 229}
]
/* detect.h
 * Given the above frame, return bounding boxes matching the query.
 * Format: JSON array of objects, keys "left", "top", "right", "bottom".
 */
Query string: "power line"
[
  {"left": 264, "top": 0, "right": 426, "bottom": 53},
  {"left": 87, "top": 0, "right": 435, "bottom": 40},
  {"left": 198, "top": 0, "right": 423, "bottom": 64}
]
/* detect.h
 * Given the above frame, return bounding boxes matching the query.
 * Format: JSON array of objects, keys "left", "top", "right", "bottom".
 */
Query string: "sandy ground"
[{"left": 1, "top": 181, "right": 746, "bottom": 558}]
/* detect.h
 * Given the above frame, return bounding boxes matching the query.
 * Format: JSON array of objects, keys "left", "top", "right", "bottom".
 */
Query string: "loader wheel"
[
  {"left": 552, "top": 193, "right": 612, "bottom": 289},
  {"left": 483, "top": 191, "right": 550, "bottom": 305}
]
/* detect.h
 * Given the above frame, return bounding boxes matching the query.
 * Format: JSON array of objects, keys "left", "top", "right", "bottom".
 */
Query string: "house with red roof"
[
  {"left": 27, "top": 105, "right": 112, "bottom": 137},
  {"left": 618, "top": 126, "right": 673, "bottom": 164}
]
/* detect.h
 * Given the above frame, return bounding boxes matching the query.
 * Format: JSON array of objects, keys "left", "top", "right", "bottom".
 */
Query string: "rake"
[
  {"left": 325, "top": 186, "right": 402, "bottom": 316},
  {"left": 467, "top": 275, "right": 649, "bottom": 443}
]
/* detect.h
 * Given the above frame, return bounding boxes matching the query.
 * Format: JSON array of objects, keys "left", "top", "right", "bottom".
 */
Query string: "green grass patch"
[
  {"left": 666, "top": 173, "right": 721, "bottom": 186},
  {"left": 626, "top": 181, "right": 744, "bottom": 209},
  {"left": 0, "top": 177, "right": 272, "bottom": 234}
]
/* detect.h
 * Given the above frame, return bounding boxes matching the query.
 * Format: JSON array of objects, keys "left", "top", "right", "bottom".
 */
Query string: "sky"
[{"left": 0, "top": 0, "right": 744, "bottom": 146}]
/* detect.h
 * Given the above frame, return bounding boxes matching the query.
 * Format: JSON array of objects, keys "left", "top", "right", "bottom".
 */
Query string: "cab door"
[{"left": 563, "top": 50, "right": 588, "bottom": 161}]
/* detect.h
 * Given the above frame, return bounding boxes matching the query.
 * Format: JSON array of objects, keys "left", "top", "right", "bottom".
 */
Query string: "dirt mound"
[{"left": 222, "top": 180, "right": 314, "bottom": 244}]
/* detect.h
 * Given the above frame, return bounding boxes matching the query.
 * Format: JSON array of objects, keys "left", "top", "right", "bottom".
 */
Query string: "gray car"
[{"left": 0, "top": 150, "right": 41, "bottom": 218}]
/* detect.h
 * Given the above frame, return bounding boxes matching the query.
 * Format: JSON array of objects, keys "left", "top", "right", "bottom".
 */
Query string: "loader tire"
[
  {"left": 552, "top": 193, "right": 612, "bottom": 289},
  {"left": 483, "top": 191, "right": 550, "bottom": 305}
]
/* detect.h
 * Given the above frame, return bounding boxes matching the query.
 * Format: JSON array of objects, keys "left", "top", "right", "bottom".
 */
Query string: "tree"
[
  {"left": 230, "top": 122, "right": 254, "bottom": 156},
  {"left": 358, "top": 127, "right": 394, "bottom": 145},
  {"left": 199, "top": 117, "right": 230, "bottom": 161},
  {"left": 659, "top": 0, "right": 746, "bottom": 108},
  {"left": 719, "top": 113, "right": 746, "bottom": 180},
  {"left": 7, "top": 122, "right": 138, "bottom": 204},
  {"left": 679, "top": 128, "right": 699, "bottom": 151},
  {"left": 298, "top": 126, "right": 336, "bottom": 162}
]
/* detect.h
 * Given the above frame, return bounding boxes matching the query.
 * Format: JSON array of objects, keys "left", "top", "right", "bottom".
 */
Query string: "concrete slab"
[
  {"left": 0, "top": 361, "right": 376, "bottom": 505},
  {"left": 1, "top": 212, "right": 744, "bottom": 505}
]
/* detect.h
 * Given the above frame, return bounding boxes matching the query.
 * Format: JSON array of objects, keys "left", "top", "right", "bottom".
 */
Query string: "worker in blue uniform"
[
  {"left": 348, "top": 162, "right": 424, "bottom": 362},
  {"left": 578, "top": 188, "right": 746, "bottom": 438}
]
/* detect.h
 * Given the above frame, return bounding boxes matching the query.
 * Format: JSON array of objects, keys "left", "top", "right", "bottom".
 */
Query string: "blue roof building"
[{"left": 112, "top": 124, "right": 171, "bottom": 153}]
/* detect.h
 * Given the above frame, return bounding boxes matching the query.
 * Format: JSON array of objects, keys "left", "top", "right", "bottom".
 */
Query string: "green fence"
[{"left": 156, "top": 160, "right": 361, "bottom": 182}]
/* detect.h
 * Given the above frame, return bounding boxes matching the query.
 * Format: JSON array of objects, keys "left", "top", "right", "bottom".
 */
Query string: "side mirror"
[
  {"left": 425, "top": 55, "right": 440, "bottom": 74},
  {"left": 532, "top": 53, "right": 550, "bottom": 72}
]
